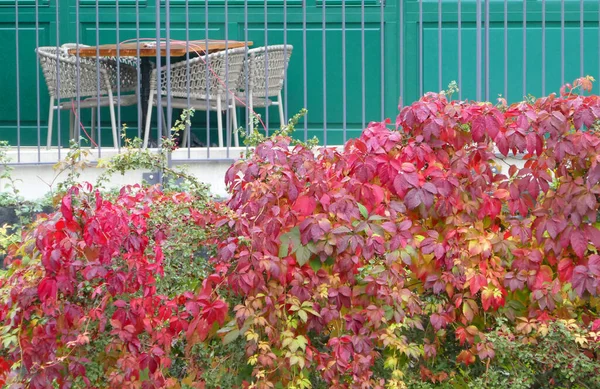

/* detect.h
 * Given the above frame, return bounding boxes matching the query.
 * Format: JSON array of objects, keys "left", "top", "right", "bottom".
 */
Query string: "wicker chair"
[
  {"left": 143, "top": 47, "right": 246, "bottom": 149},
  {"left": 235, "top": 45, "right": 293, "bottom": 141},
  {"left": 36, "top": 45, "right": 138, "bottom": 149}
]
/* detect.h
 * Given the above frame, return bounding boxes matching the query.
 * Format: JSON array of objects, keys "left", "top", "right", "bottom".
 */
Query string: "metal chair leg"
[{"left": 46, "top": 97, "right": 55, "bottom": 150}]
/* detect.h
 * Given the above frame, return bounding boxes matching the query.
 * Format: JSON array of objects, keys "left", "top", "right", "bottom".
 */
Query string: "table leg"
[{"left": 140, "top": 57, "right": 152, "bottom": 142}]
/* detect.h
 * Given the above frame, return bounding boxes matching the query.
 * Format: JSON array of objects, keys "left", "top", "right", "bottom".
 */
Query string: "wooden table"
[{"left": 68, "top": 40, "right": 252, "bottom": 139}]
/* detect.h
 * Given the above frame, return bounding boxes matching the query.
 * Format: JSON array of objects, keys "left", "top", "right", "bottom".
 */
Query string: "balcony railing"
[{"left": 2, "top": 0, "right": 600, "bottom": 165}]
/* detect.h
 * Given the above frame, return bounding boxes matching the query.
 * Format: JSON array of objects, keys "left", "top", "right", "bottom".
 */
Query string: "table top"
[{"left": 68, "top": 39, "right": 253, "bottom": 57}]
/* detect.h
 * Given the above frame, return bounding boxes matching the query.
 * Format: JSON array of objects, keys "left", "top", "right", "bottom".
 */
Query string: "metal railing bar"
[
  {"left": 116, "top": 0, "right": 121, "bottom": 151},
  {"left": 186, "top": 0, "right": 191, "bottom": 158},
  {"left": 438, "top": 0, "right": 442, "bottom": 92},
  {"left": 165, "top": 0, "right": 172, "bottom": 168},
  {"left": 362, "top": 0, "right": 366, "bottom": 128},
  {"left": 419, "top": 0, "right": 423, "bottom": 97},
  {"left": 265, "top": 0, "right": 270, "bottom": 137},
  {"left": 303, "top": 0, "right": 308, "bottom": 141},
  {"left": 485, "top": 0, "right": 489, "bottom": 101},
  {"left": 400, "top": 0, "right": 403, "bottom": 109},
  {"left": 56, "top": 0, "right": 61, "bottom": 158},
  {"left": 155, "top": 0, "right": 163, "bottom": 155},
  {"left": 35, "top": 0, "right": 40, "bottom": 163},
  {"left": 225, "top": 0, "right": 230, "bottom": 157},
  {"left": 76, "top": 0, "right": 81, "bottom": 148},
  {"left": 166, "top": 0, "right": 172, "bottom": 147},
  {"left": 205, "top": 0, "right": 210, "bottom": 158},
  {"left": 476, "top": 0, "right": 481, "bottom": 101},
  {"left": 15, "top": 0, "right": 21, "bottom": 162},
  {"left": 136, "top": 0, "right": 142, "bottom": 140},
  {"left": 458, "top": 0, "right": 462, "bottom": 100},
  {"left": 95, "top": 0, "right": 101, "bottom": 157},
  {"left": 322, "top": 0, "right": 327, "bottom": 145},
  {"left": 542, "top": 0, "right": 546, "bottom": 96},
  {"left": 561, "top": 0, "right": 565, "bottom": 85},
  {"left": 342, "top": 0, "right": 347, "bottom": 143},
  {"left": 284, "top": 0, "right": 289, "bottom": 128},
  {"left": 379, "top": 0, "right": 384, "bottom": 121},
  {"left": 580, "top": 0, "right": 584, "bottom": 79},
  {"left": 503, "top": 0, "right": 507, "bottom": 100},
  {"left": 245, "top": 0, "right": 250, "bottom": 141},
  {"left": 522, "top": 0, "right": 526, "bottom": 97}
]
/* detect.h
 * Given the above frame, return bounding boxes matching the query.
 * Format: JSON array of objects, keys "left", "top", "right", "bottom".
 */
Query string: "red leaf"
[
  {"left": 38, "top": 277, "right": 57, "bottom": 303},
  {"left": 589, "top": 255, "right": 600, "bottom": 277},
  {"left": 469, "top": 274, "right": 487, "bottom": 295},
  {"left": 570, "top": 229, "right": 587, "bottom": 258},
  {"left": 485, "top": 114, "right": 500, "bottom": 139},
  {"left": 471, "top": 115, "right": 486, "bottom": 142},
  {"left": 292, "top": 195, "right": 316, "bottom": 216}
]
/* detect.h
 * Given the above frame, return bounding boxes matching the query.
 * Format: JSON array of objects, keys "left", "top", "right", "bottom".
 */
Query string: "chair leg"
[
  {"left": 69, "top": 109, "right": 75, "bottom": 142},
  {"left": 161, "top": 107, "right": 169, "bottom": 137},
  {"left": 90, "top": 109, "right": 96, "bottom": 149},
  {"left": 231, "top": 103, "right": 239, "bottom": 147},
  {"left": 278, "top": 91, "right": 285, "bottom": 129},
  {"left": 248, "top": 90, "right": 254, "bottom": 129},
  {"left": 217, "top": 95, "right": 223, "bottom": 148},
  {"left": 47, "top": 97, "right": 55, "bottom": 150},
  {"left": 107, "top": 91, "right": 119, "bottom": 150},
  {"left": 143, "top": 92, "right": 155, "bottom": 149},
  {"left": 182, "top": 113, "right": 189, "bottom": 148}
]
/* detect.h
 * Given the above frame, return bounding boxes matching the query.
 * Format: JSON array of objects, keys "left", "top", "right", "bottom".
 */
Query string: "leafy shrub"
[
  {"left": 2, "top": 78, "right": 600, "bottom": 388},
  {"left": 210, "top": 77, "right": 600, "bottom": 388},
  {"left": 0, "top": 184, "right": 233, "bottom": 388}
]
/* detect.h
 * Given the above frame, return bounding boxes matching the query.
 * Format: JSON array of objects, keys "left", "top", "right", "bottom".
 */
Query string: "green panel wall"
[
  {"left": 1, "top": 0, "right": 600, "bottom": 147},
  {"left": 406, "top": 0, "right": 600, "bottom": 104}
]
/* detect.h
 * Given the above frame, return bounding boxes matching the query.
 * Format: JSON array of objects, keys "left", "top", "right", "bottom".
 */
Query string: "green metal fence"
[{"left": 1, "top": 1, "right": 599, "bottom": 162}]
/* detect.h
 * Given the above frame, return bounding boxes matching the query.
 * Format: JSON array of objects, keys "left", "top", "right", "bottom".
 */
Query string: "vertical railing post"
[
  {"left": 185, "top": 0, "right": 191, "bottom": 157},
  {"left": 95, "top": 0, "right": 101, "bottom": 156},
  {"left": 155, "top": 0, "right": 163, "bottom": 152},
  {"left": 418, "top": 0, "right": 423, "bottom": 97},
  {"left": 438, "top": 0, "right": 442, "bottom": 92},
  {"left": 322, "top": 0, "right": 327, "bottom": 145},
  {"left": 580, "top": 0, "right": 584, "bottom": 78},
  {"left": 503, "top": 0, "right": 507, "bottom": 100},
  {"left": 265, "top": 0, "right": 270, "bottom": 136},
  {"left": 204, "top": 0, "right": 211, "bottom": 157},
  {"left": 476, "top": 0, "right": 481, "bottom": 101},
  {"left": 399, "top": 0, "right": 403, "bottom": 109},
  {"left": 342, "top": 0, "right": 347, "bottom": 143},
  {"left": 116, "top": 0, "right": 121, "bottom": 151},
  {"left": 485, "top": 0, "right": 489, "bottom": 101},
  {"left": 302, "top": 0, "right": 308, "bottom": 140},
  {"left": 15, "top": 0, "right": 21, "bottom": 162},
  {"left": 458, "top": 0, "right": 462, "bottom": 100},
  {"left": 35, "top": 0, "right": 41, "bottom": 162},
  {"left": 380, "top": 0, "right": 384, "bottom": 121},
  {"left": 561, "top": 0, "right": 565, "bottom": 85},
  {"left": 522, "top": 0, "right": 527, "bottom": 97},
  {"left": 542, "top": 0, "right": 546, "bottom": 96}
]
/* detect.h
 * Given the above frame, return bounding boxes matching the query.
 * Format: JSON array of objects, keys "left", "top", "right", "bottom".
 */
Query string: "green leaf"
[
  {"left": 222, "top": 328, "right": 240, "bottom": 345},
  {"left": 295, "top": 245, "right": 312, "bottom": 266},
  {"left": 278, "top": 242, "right": 289, "bottom": 258},
  {"left": 309, "top": 257, "right": 322, "bottom": 272},
  {"left": 279, "top": 227, "right": 301, "bottom": 258},
  {"left": 140, "top": 368, "right": 149, "bottom": 381},
  {"left": 298, "top": 309, "right": 308, "bottom": 323},
  {"left": 358, "top": 203, "right": 369, "bottom": 219}
]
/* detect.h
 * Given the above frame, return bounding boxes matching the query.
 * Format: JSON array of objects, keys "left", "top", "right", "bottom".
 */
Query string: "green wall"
[{"left": 1, "top": 1, "right": 599, "bottom": 147}]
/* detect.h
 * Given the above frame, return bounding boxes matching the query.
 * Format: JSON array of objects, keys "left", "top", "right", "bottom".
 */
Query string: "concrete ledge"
[
  {"left": 1, "top": 146, "right": 246, "bottom": 200},
  {"left": 1, "top": 146, "right": 526, "bottom": 202}
]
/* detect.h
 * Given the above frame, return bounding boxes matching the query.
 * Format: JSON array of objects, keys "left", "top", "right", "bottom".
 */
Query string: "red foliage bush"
[
  {"left": 1, "top": 78, "right": 600, "bottom": 388},
  {"left": 0, "top": 185, "right": 229, "bottom": 388}
]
